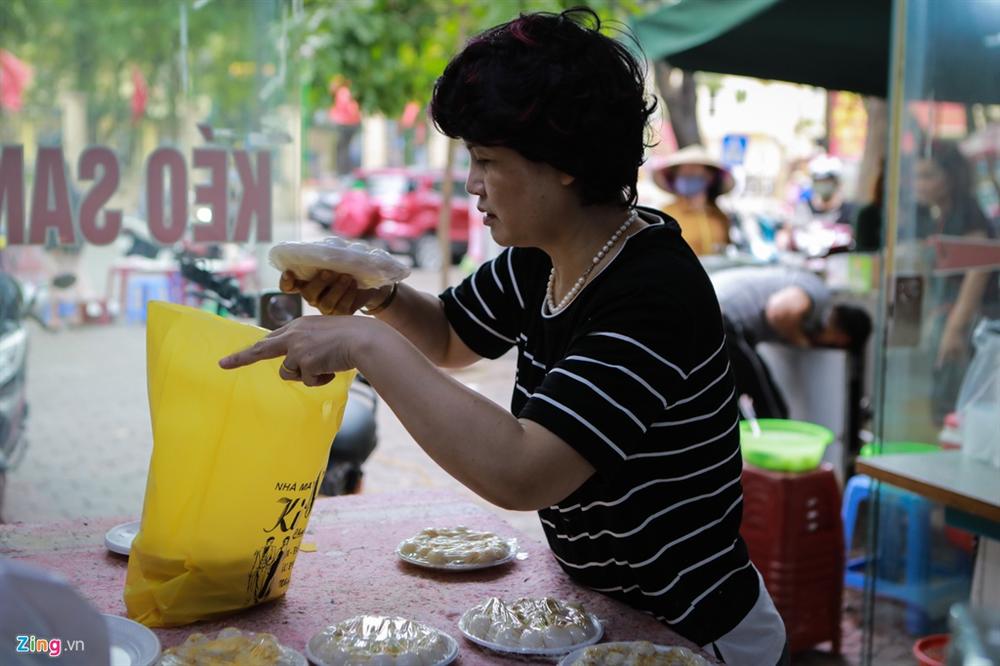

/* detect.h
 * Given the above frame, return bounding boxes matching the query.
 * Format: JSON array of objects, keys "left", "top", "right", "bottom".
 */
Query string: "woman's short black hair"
[
  {"left": 431, "top": 6, "right": 656, "bottom": 208},
  {"left": 928, "top": 139, "right": 974, "bottom": 197}
]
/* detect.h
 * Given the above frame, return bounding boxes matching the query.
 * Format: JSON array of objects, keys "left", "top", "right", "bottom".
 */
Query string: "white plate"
[
  {"left": 104, "top": 521, "right": 141, "bottom": 556},
  {"left": 457, "top": 609, "right": 603, "bottom": 657},
  {"left": 557, "top": 641, "right": 710, "bottom": 665},
  {"left": 104, "top": 614, "right": 160, "bottom": 666},
  {"left": 305, "top": 629, "right": 458, "bottom": 666},
  {"left": 395, "top": 542, "right": 519, "bottom": 571}
]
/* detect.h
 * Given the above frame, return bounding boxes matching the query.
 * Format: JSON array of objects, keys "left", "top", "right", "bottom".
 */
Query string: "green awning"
[
  {"left": 633, "top": 0, "right": 891, "bottom": 97},
  {"left": 634, "top": 0, "right": 1000, "bottom": 103}
]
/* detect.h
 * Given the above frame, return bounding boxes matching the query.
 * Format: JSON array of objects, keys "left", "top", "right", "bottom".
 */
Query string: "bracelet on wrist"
[{"left": 361, "top": 282, "right": 399, "bottom": 315}]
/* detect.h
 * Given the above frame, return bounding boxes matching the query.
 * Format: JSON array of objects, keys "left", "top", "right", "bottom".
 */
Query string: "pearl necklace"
[{"left": 546, "top": 209, "right": 638, "bottom": 313}]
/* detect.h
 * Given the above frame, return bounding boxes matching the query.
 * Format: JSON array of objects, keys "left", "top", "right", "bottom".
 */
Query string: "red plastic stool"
[{"left": 740, "top": 462, "right": 844, "bottom": 655}]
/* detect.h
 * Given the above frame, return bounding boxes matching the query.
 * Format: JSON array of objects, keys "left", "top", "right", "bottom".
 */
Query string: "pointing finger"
[{"left": 219, "top": 337, "right": 287, "bottom": 370}]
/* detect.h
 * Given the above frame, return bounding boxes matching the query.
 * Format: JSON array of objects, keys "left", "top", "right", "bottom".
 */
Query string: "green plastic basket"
[
  {"left": 739, "top": 419, "right": 835, "bottom": 472},
  {"left": 859, "top": 441, "right": 939, "bottom": 457}
]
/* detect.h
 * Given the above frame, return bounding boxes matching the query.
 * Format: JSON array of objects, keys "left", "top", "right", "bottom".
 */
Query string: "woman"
[
  {"left": 650, "top": 145, "right": 735, "bottom": 256},
  {"left": 914, "top": 140, "right": 999, "bottom": 424},
  {"left": 221, "top": 9, "right": 787, "bottom": 664}
]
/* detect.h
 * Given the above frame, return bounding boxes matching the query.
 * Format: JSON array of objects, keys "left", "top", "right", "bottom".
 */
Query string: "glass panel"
[
  {"left": 864, "top": 0, "right": 1000, "bottom": 662},
  {"left": 0, "top": 0, "right": 301, "bottom": 519}
]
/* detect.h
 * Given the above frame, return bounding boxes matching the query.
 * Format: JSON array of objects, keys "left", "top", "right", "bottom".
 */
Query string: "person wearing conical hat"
[{"left": 650, "top": 145, "right": 735, "bottom": 256}]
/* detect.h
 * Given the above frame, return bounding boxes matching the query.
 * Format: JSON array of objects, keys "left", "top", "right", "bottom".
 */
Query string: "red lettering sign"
[
  {"left": 233, "top": 150, "right": 271, "bottom": 243},
  {"left": 28, "top": 147, "right": 75, "bottom": 245},
  {"left": 78, "top": 146, "right": 122, "bottom": 245},
  {"left": 192, "top": 148, "right": 228, "bottom": 243},
  {"left": 0, "top": 145, "right": 25, "bottom": 244},
  {"left": 146, "top": 148, "right": 188, "bottom": 244}
]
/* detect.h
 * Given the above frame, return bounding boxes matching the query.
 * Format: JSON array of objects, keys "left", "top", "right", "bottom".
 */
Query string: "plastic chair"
[
  {"left": 125, "top": 274, "right": 170, "bottom": 323},
  {"left": 842, "top": 474, "right": 971, "bottom": 635}
]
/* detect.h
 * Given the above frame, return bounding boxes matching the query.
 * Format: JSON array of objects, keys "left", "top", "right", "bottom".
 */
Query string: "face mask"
[
  {"left": 813, "top": 180, "right": 837, "bottom": 200},
  {"left": 673, "top": 175, "right": 710, "bottom": 197}
]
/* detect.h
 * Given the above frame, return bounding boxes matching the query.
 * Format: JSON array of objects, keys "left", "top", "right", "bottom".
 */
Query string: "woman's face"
[
  {"left": 465, "top": 144, "right": 575, "bottom": 248},
  {"left": 674, "top": 164, "right": 712, "bottom": 180},
  {"left": 915, "top": 158, "right": 948, "bottom": 206}
]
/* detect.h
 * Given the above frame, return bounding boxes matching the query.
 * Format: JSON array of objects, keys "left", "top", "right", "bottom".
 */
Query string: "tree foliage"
[
  {"left": 1, "top": 0, "right": 652, "bottom": 146},
  {"left": 291, "top": 0, "right": 647, "bottom": 120},
  {"left": 1, "top": 0, "right": 287, "bottom": 144}
]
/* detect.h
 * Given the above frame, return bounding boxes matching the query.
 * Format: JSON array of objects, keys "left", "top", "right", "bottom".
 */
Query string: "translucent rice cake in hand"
[{"left": 268, "top": 237, "right": 410, "bottom": 290}]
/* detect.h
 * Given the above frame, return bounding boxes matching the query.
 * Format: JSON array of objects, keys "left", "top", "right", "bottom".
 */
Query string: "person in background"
[
  {"left": 914, "top": 140, "right": 1000, "bottom": 424},
  {"left": 800, "top": 154, "right": 854, "bottom": 226},
  {"left": 711, "top": 265, "right": 873, "bottom": 419},
  {"left": 782, "top": 157, "right": 813, "bottom": 213},
  {"left": 853, "top": 159, "right": 885, "bottom": 253},
  {"left": 650, "top": 145, "right": 735, "bottom": 256},
  {"left": 220, "top": 9, "right": 788, "bottom": 664}
]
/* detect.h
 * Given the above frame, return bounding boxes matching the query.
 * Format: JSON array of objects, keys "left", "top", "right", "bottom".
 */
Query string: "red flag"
[
  {"left": 399, "top": 101, "right": 420, "bottom": 129},
  {"left": 0, "top": 49, "right": 33, "bottom": 112},
  {"left": 131, "top": 66, "right": 148, "bottom": 122}
]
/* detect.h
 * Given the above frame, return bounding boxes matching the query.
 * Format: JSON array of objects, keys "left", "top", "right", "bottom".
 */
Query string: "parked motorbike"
[
  {"left": 175, "top": 249, "right": 378, "bottom": 495},
  {"left": 784, "top": 218, "right": 854, "bottom": 258},
  {"left": 0, "top": 271, "right": 27, "bottom": 518},
  {"left": 0, "top": 269, "right": 76, "bottom": 519}
]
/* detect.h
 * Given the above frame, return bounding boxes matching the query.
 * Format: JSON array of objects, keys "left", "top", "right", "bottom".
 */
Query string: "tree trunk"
[
  {"left": 438, "top": 137, "right": 456, "bottom": 291},
  {"left": 335, "top": 125, "right": 359, "bottom": 175},
  {"left": 654, "top": 61, "right": 702, "bottom": 149}
]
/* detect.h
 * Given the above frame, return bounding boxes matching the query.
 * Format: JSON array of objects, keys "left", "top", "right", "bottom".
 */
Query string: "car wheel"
[{"left": 413, "top": 235, "right": 443, "bottom": 270}]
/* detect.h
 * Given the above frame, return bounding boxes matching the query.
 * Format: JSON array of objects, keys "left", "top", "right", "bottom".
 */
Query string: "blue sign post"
[{"left": 721, "top": 134, "right": 748, "bottom": 167}]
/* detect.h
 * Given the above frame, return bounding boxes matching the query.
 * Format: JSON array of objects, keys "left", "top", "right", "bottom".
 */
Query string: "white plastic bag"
[
  {"left": 268, "top": 237, "right": 410, "bottom": 289},
  {"left": 0, "top": 560, "right": 111, "bottom": 665},
  {"left": 956, "top": 320, "right": 1000, "bottom": 469}
]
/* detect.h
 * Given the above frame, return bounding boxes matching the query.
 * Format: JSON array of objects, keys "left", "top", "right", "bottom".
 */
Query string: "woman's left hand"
[{"left": 218, "top": 315, "right": 377, "bottom": 386}]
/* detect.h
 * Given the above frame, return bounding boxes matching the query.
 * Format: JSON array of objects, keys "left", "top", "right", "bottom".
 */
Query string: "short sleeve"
[{"left": 439, "top": 248, "right": 528, "bottom": 359}]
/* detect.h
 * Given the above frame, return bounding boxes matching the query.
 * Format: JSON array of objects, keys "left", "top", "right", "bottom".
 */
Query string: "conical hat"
[{"left": 648, "top": 144, "right": 735, "bottom": 195}]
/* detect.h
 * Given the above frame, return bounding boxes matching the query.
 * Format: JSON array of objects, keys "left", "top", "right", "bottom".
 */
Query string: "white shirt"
[{"left": 705, "top": 567, "right": 786, "bottom": 665}]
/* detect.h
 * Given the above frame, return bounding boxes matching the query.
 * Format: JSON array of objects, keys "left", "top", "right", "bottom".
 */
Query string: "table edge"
[{"left": 856, "top": 454, "right": 1000, "bottom": 523}]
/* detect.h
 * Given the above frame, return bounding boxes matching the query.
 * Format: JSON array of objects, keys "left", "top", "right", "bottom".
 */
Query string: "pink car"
[
  {"left": 332, "top": 168, "right": 470, "bottom": 269},
  {"left": 331, "top": 168, "right": 404, "bottom": 239},
  {"left": 332, "top": 168, "right": 471, "bottom": 268}
]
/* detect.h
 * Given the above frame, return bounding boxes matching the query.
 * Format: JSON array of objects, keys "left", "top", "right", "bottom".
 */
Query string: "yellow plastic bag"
[{"left": 125, "top": 302, "right": 354, "bottom": 627}]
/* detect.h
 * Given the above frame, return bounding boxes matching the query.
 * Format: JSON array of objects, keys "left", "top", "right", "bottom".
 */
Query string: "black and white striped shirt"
[{"left": 439, "top": 210, "right": 759, "bottom": 646}]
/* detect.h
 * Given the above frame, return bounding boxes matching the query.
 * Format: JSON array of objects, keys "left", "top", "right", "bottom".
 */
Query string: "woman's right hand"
[{"left": 280, "top": 270, "right": 390, "bottom": 316}]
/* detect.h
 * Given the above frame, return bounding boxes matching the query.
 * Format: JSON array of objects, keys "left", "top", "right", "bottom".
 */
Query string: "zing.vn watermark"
[{"left": 15, "top": 635, "right": 86, "bottom": 658}]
